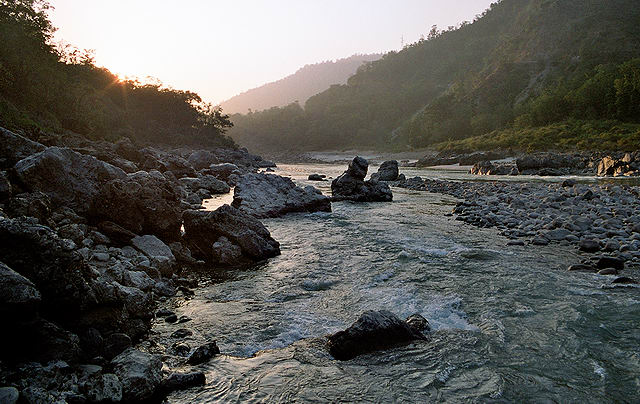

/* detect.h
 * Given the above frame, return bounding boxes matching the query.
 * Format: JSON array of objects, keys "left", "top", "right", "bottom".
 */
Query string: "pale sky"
[{"left": 49, "top": 0, "right": 495, "bottom": 105}]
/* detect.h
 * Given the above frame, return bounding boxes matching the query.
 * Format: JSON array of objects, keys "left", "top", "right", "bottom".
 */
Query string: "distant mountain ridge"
[{"left": 220, "top": 54, "right": 382, "bottom": 114}]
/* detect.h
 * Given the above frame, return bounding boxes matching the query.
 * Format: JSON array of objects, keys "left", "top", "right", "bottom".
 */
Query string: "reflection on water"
[{"left": 163, "top": 163, "right": 640, "bottom": 403}]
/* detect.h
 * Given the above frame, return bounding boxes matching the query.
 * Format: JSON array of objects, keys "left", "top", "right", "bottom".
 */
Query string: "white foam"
[{"left": 593, "top": 361, "right": 607, "bottom": 379}]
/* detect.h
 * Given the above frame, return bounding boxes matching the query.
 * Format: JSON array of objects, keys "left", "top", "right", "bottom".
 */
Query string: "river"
[{"left": 159, "top": 163, "right": 640, "bottom": 403}]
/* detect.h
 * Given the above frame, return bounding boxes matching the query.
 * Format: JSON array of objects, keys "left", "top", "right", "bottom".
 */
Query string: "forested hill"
[
  {"left": 229, "top": 0, "right": 640, "bottom": 153},
  {"left": 220, "top": 54, "right": 382, "bottom": 114},
  {"left": 0, "top": 0, "right": 234, "bottom": 148}
]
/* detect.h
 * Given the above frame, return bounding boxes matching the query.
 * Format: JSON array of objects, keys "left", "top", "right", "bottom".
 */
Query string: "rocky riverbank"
[{"left": 0, "top": 126, "right": 337, "bottom": 403}]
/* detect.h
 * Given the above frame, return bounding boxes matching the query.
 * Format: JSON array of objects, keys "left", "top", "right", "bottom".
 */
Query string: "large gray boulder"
[
  {"left": 326, "top": 311, "right": 426, "bottom": 360},
  {"left": 179, "top": 175, "right": 230, "bottom": 195},
  {"left": 14, "top": 147, "right": 126, "bottom": 215},
  {"left": 331, "top": 157, "right": 393, "bottom": 202},
  {"left": 131, "top": 235, "right": 177, "bottom": 276},
  {"left": 0, "top": 127, "right": 46, "bottom": 169},
  {"left": 182, "top": 205, "right": 280, "bottom": 266},
  {"left": 232, "top": 173, "right": 331, "bottom": 218},
  {"left": 111, "top": 348, "right": 162, "bottom": 402},
  {"left": 91, "top": 170, "right": 183, "bottom": 241},
  {"left": 371, "top": 160, "right": 399, "bottom": 181}
]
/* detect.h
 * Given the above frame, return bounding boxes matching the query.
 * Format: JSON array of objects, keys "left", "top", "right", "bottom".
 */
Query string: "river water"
[{"left": 161, "top": 164, "right": 640, "bottom": 403}]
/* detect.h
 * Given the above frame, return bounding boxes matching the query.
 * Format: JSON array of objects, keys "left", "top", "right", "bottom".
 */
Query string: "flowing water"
[{"left": 161, "top": 164, "right": 640, "bottom": 403}]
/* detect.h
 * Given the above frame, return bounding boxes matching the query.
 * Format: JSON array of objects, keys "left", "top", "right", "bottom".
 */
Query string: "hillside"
[
  {"left": 220, "top": 54, "right": 382, "bottom": 114},
  {"left": 228, "top": 0, "right": 640, "bottom": 153}
]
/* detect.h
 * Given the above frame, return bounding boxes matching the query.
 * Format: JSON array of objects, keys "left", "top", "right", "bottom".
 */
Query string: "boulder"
[
  {"left": 0, "top": 387, "right": 19, "bottom": 404},
  {"left": 579, "top": 239, "right": 601, "bottom": 253},
  {"left": 131, "top": 235, "right": 177, "bottom": 276},
  {"left": 308, "top": 174, "right": 326, "bottom": 181},
  {"left": 91, "top": 170, "right": 183, "bottom": 241},
  {"left": 97, "top": 221, "right": 137, "bottom": 245},
  {"left": 5, "top": 191, "right": 52, "bottom": 223},
  {"left": 111, "top": 348, "right": 162, "bottom": 402},
  {"left": 370, "top": 160, "right": 399, "bottom": 181},
  {"left": 331, "top": 157, "right": 393, "bottom": 202},
  {"left": 0, "top": 261, "right": 41, "bottom": 320},
  {"left": 206, "top": 163, "right": 240, "bottom": 182},
  {"left": 179, "top": 175, "right": 230, "bottom": 195},
  {"left": 182, "top": 205, "right": 280, "bottom": 265},
  {"left": 163, "top": 372, "right": 206, "bottom": 393},
  {"left": 0, "top": 126, "right": 46, "bottom": 169},
  {"left": 596, "top": 256, "right": 625, "bottom": 270},
  {"left": 187, "top": 150, "right": 218, "bottom": 170},
  {"left": 516, "top": 153, "right": 583, "bottom": 172},
  {"left": 232, "top": 173, "right": 331, "bottom": 218},
  {"left": 187, "top": 342, "right": 220, "bottom": 365},
  {"left": 326, "top": 311, "right": 426, "bottom": 360},
  {"left": 13, "top": 147, "right": 126, "bottom": 215},
  {"left": 471, "top": 161, "right": 518, "bottom": 176}
]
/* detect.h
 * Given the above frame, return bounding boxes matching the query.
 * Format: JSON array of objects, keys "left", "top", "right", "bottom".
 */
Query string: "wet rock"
[
  {"left": 91, "top": 170, "right": 183, "bottom": 241},
  {"left": 579, "top": 239, "right": 601, "bottom": 253},
  {"left": 507, "top": 240, "right": 525, "bottom": 246},
  {"left": 171, "top": 342, "right": 191, "bottom": 357},
  {"left": 562, "top": 179, "right": 577, "bottom": 187},
  {"left": 171, "top": 328, "right": 193, "bottom": 339},
  {"left": 182, "top": 205, "right": 280, "bottom": 266},
  {"left": 84, "top": 373, "right": 122, "bottom": 403},
  {"left": 187, "top": 342, "right": 220, "bottom": 365},
  {"left": 165, "top": 314, "right": 178, "bottom": 323},
  {"left": 210, "top": 236, "right": 243, "bottom": 265},
  {"left": 5, "top": 191, "right": 52, "bottom": 224},
  {"left": 326, "top": 310, "right": 426, "bottom": 361},
  {"left": 232, "top": 173, "right": 331, "bottom": 218},
  {"left": 0, "top": 126, "right": 46, "bottom": 169},
  {"left": 0, "top": 387, "right": 19, "bottom": 404},
  {"left": 14, "top": 147, "right": 126, "bottom": 215},
  {"left": 598, "top": 268, "right": 618, "bottom": 275},
  {"left": 0, "top": 261, "right": 41, "bottom": 320},
  {"left": 531, "top": 237, "right": 549, "bottom": 246},
  {"left": 612, "top": 277, "right": 637, "bottom": 284},
  {"left": 308, "top": 174, "right": 326, "bottom": 181},
  {"left": 131, "top": 235, "right": 177, "bottom": 276},
  {"left": 163, "top": 372, "right": 206, "bottom": 393},
  {"left": 111, "top": 348, "right": 162, "bottom": 402},
  {"left": 371, "top": 160, "right": 399, "bottom": 181},
  {"left": 331, "top": 157, "right": 393, "bottom": 202},
  {"left": 406, "top": 314, "right": 430, "bottom": 333},
  {"left": 596, "top": 257, "right": 625, "bottom": 270},
  {"left": 156, "top": 309, "right": 174, "bottom": 318},
  {"left": 179, "top": 175, "right": 230, "bottom": 195},
  {"left": 568, "top": 264, "right": 597, "bottom": 272}
]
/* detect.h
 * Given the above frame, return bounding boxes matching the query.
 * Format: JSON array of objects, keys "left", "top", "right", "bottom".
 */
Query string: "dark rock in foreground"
[
  {"left": 163, "top": 372, "right": 206, "bottom": 393},
  {"left": 187, "top": 342, "right": 220, "bottom": 365},
  {"left": 232, "top": 172, "right": 331, "bottom": 218},
  {"left": 182, "top": 205, "right": 280, "bottom": 266},
  {"left": 331, "top": 157, "right": 392, "bottom": 202},
  {"left": 326, "top": 310, "right": 426, "bottom": 361},
  {"left": 111, "top": 348, "right": 162, "bottom": 402}
]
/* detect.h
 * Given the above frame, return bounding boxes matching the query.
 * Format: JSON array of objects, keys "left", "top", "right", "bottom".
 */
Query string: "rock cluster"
[
  {"left": 331, "top": 157, "right": 393, "bottom": 202},
  {"left": 371, "top": 160, "right": 399, "bottom": 181},
  {"left": 0, "top": 126, "right": 282, "bottom": 402},
  {"left": 232, "top": 172, "right": 331, "bottom": 218}
]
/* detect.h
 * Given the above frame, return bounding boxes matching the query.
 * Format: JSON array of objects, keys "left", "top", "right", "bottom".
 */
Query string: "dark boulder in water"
[
  {"left": 308, "top": 173, "right": 326, "bottom": 181},
  {"left": 187, "top": 342, "right": 220, "bottom": 365},
  {"left": 371, "top": 160, "right": 399, "bottom": 182},
  {"left": 326, "top": 310, "right": 426, "bottom": 361},
  {"left": 331, "top": 157, "right": 392, "bottom": 202}
]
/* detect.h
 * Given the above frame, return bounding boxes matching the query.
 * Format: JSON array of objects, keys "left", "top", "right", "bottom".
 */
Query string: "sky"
[{"left": 49, "top": 0, "right": 495, "bottom": 105}]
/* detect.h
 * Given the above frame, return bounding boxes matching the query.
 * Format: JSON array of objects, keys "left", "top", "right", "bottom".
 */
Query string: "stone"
[
  {"left": 579, "top": 239, "right": 601, "bottom": 253},
  {"left": 598, "top": 268, "right": 618, "bottom": 275},
  {"left": 5, "top": 191, "right": 52, "bottom": 223},
  {"left": 331, "top": 157, "right": 393, "bottom": 202},
  {"left": 207, "top": 163, "right": 240, "bottom": 182},
  {"left": 210, "top": 236, "right": 243, "bottom": 265},
  {"left": 0, "top": 171, "right": 11, "bottom": 200},
  {"left": 165, "top": 314, "right": 178, "bottom": 323},
  {"left": 14, "top": 147, "right": 126, "bottom": 215},
  {"left": 131, "top": 235, "right": 177, "bottom": 276},
  {"left": 182, "top": 206, "right": 280, "bottom": 265},
  {"left": 163, "top": 372, "right": 206, "bottom": 393},
  {"left": 232, "top": 173, "right": 331, "bottom": 218},
  {"left": 371, "top": 160, "right": 399, "bottom": 181},
  {"left": 531, "top": 237, "right": 549, "bottom": 246},
  {"left": 179, "top": 175, "right": 230, "bottom": 195},
  {"left": 568, "top": 264, "right": 597, "bottom": 272},
  {"left": 171, "top": 328, "right": 193, "bottom": 339},
  {"left": 0, "top": 126, "right": 46, "bottom": 169},
  {"left": 91, "top": 170, "right": 183, "bottom": 241},
  {"left": 308, "top": 174, "right": 326, "bottom": 181},
  {"left": 612, "top": 277, "right": 637, "bottom": 284},
  {"left": 326, "top": 310, "right": 426, "bottom": 361},
  {"left": 156, "top": 309, "right": 174, "bottom": 318},
  {"left": 97, "top": 221, "right": 137, "bottom": 246},
  {"left": 187, "top": 342, "right": 220, "bottom": 365},
  {"left": 596, "top": 257, "right": 625, "bottom": 270},
  {"left": 0, "top": 387, "right": 19, "bottom": 404},
  {"left": 104, "top": 333, "right": 132, "bottom": 360},
  {"left": 84, "top": 373, "right": 123, "bottom": 403},
  {"left": 545, "top": 228, "right": 571, "bottom": 241},
  {"left": 111, "top": 348, "right": 162, "bottom": 402}
]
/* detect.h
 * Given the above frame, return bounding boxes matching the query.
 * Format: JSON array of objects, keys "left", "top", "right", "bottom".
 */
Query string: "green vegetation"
[
  {"left": 229, "top": 0, "right": 640, "bottom": 152},
  {"left": 0, "top": 0, "right": 234, "bottom": 147}
]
